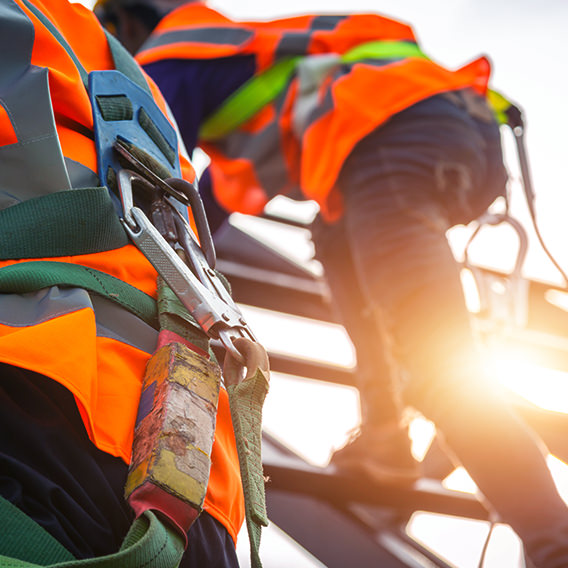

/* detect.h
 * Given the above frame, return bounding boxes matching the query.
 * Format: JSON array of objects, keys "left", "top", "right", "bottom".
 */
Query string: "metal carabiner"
[
  {"left": 117, "top": 168, "right": 255, "bottom": 364},
  {"left": 114, "top": 140, "right": 216, "bottom": 268}
]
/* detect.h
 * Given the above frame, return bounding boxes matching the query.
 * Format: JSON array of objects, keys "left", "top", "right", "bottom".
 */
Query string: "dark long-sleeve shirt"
[{"left": 142, "top": 56, "right": 255, "bottom": 232}]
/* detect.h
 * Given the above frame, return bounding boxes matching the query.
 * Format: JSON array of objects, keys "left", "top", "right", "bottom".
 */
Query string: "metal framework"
[{"left": 214, "top": 214, "right": 568, "bottom": 567}]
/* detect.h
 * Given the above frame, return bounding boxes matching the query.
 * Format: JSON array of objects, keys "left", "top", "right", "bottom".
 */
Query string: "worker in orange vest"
[
  {"left": 96, "top": 1, "right": 568, "bottom": 565},
  {"left": 0, "top": 1, "right": 262, "bottom": 566}
]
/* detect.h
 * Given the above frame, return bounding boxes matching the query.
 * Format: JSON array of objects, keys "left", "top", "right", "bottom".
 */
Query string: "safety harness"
[
  {"left": 199, "top": 39, "right": 429, "bottom": 141},
  {"left": 199, "top": 39, "right": 519, "bottom": 145},
  {"left": 0, "top": 3, "right": 268, "bottom": 568}
]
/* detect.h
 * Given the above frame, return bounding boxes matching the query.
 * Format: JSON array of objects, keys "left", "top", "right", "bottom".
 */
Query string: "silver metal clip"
[{"left": 118, "top": 169, "right": 255, "bottom": 363}]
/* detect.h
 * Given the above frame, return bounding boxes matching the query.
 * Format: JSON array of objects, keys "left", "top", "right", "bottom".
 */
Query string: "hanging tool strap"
[
  {"left": 151, "top": 277, "right": 270, "bottom": 568},
  {"left": 227, "top": 370, "right": 270, "bottom": 568}
]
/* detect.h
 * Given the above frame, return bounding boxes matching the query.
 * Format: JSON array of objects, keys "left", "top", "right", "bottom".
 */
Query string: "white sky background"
[{"left": 75, "top": 1, "right": 568, "bottom": 566}]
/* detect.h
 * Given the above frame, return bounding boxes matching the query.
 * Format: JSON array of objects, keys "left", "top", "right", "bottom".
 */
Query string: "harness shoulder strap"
[{"left": 198, "top": 40, "right": 428, "bottom": 141}]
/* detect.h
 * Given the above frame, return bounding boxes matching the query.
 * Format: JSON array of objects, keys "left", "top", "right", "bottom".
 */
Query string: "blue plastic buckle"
[{"left": 89, "top": 70, "right": 181, "bottom": 215}]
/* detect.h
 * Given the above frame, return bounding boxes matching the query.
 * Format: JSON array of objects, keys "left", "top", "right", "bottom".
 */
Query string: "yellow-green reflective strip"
[
  {"left": 341, "top": 40, "right": 427, "bottom": 63},
  {"left": 487, "top": 88, "right": 513, "bottom": 125},
  {"left": 199, "top": 40, "right": 426, "bottom": 141},
  {"left": 199, "top": 56, "right": 302, "bottom": 141}
]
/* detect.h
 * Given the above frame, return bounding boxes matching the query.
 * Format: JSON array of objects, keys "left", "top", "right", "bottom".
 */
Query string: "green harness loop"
[{"left": 0, "top": 495, "right": 184, "bottom": 568}]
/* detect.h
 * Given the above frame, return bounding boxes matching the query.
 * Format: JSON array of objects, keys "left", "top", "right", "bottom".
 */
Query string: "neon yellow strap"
[
  {"left": 487, "top": 88, "right": 514, "bottom": 125},
  {"left": 199, "top": 56, "right": 302, "bottom": 141},
  {"left": 199, "top": 40, "right": 427, "bottom": 141},
  {"left": 340, "top": 40, "right": 428, "bottom": 63}
]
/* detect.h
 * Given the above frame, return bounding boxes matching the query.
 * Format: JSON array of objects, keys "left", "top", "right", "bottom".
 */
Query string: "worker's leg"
[
  {"left": 0, "top": 364, "right": 239, "bottom": 566},
  {"left": 311, "top": 216, "right": 418, "bottom": 481},
  {"left": 337, "top": 93, "right": 568, "bottom": 565},
  {"left": 311, "top": 216, "right": 403, "bottom": 427}
]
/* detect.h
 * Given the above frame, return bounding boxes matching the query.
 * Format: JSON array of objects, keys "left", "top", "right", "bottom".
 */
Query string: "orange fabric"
[
  {"left": 136, "top": 2, "right": 254, "bottom": 64},
  {"left": 206, "top": 153, "right": 269, "bottom": 215},
  {"left": 137, "top": 6, "right": 416, "bottom": 73},
  {"left": 0, "top": 0, "right": 240, "bottom": 540},
  {"left": 137, "top": 3, "right": 493, "bottom": 221},
  {"left": 301, "top": 55, "right": 492, "bottom": 219},
  {"left": 0, "top": 104, "right": 18, "bottom": 146}
]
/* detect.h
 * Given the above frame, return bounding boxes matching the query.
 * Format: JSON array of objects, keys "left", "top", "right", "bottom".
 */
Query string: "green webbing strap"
[
  {"left": 0, "top": 496, "right": 75, "bottom": 565},
  {"left": 0, "top": 187, "right": 128, "bottom": 259},
  {"left": 227, "top": 369, "right": 270, "bottom": 568},
  {"left": 158, "top": 278, "right": 270, "bottom": 568},
  {"left": 0, "top": 496, "right": 184, "bottom": 568},
  {"left": 104, "top": 30, "right": 152, "bottom": 95},
  {"left": 0, "top": 261, "right": 158, "bottom": 329},
  {"left": 156, "top": 277, "right": 209, "bottom": 352},
  {"left": 199, "top": 40, "right": 428, "bottom": 141}
]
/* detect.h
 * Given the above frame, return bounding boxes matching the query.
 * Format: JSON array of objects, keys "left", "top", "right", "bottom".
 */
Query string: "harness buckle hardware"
[{"left": 117, "top": 168, "right": 256, "bottom": 364}]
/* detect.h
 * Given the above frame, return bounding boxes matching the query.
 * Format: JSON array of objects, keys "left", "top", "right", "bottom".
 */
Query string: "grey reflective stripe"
[
  {"left": 0, "top": 1, "right": 71, "bottom": 208},
  {"left": 0, "top": 0, "right": 34, "bottom": 85},
  {"left": 0, "top": 287, "right": 91, "bottom": 327},
  {"left": 0, "top": 68, "right": 72, "bottom": 207},
  {"left": 310, "top": 15, "right": 347, "bottom": 30},
  {"left": 293, "top": 59, "right": 397, "bottom": 137},
  {"left": 141, "top": 27, "right": 254, "bottom": 51},
  {"left": 292, "top": 53, "right": 341, "bottom": 138},
  {"left": 212, "top": 118, "right": 291, "bottom": 201},
  {"left": 274, "top": 33, "right": 311, "bottom": 59},
  {"left": 0, "top": 288, "right": 157, "bottom": 355},
  {"left": 274, "top": 15, "right": 346, "bottom": 59},
  {"left": 64, "top": 159, "right": 101, "bottom": 189},
  {"left": 92, "top": 295, "right": 157, "bottom": 354}
]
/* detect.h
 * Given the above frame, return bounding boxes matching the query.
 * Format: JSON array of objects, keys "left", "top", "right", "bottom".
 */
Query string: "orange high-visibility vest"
[
  {"left": 0, "top": 0, "right": 243, "bottom": 543},
  {"left": 137, "top": 3, "right": 492, "bottom": 221}
]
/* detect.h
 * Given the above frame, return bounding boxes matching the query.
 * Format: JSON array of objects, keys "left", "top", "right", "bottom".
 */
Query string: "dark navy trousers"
[{"left": 312, "top": 91, "right": 568, "bottom": 567}]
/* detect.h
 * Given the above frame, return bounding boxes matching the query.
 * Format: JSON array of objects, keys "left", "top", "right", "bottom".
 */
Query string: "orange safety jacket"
[
  {"left": 136, "top": 3, "right": 493, "bottom": 221},
  {"left": 0, "top": 0, "right": 243, "bottom": 543}
]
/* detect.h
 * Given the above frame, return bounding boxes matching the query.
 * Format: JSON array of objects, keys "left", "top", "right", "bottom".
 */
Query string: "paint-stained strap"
[
  {"left": 141, "top": 26, "right": 254, "bottom": 51},
  {"left": 0, "top": 261, "right": 158, "bottom": 329},
  {"left": 156, "top": 277, "right": 209, "bottom": 353}
]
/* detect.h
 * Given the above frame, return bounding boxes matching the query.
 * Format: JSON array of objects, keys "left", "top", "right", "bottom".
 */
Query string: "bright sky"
[
  {"left": 74, "top": 1, "right": 568, "bottom": 565},
  {"left": 208, "top": 0, "right": 568, "bottom": 285}
]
